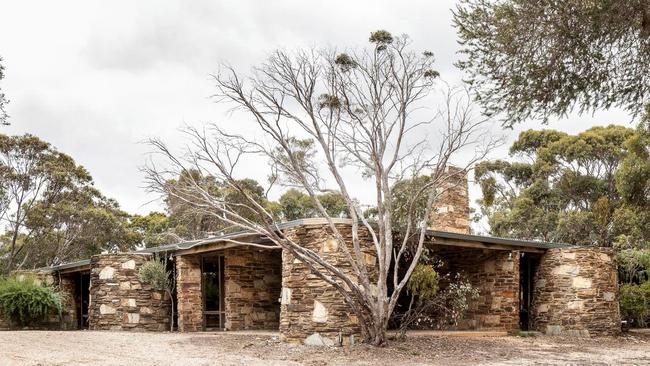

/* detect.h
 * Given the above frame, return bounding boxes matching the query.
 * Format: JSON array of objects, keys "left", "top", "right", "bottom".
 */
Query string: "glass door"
[{"left": 202, "top": 255, "right": 225, "bottom": 330}]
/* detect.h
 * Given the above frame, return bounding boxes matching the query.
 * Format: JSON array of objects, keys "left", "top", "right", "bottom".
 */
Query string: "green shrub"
[
  {"left": 619, "top": 282, "right": 650, "bottom": 327},
  {"left": 0, "top": 275, "right": 63, "bottom": 326},
  {"left": 138, "top": 259, "right": 171, "bottom": 291},
  {"left": 407, "top": 264, "right": 439, "bottom": 301},
  {"left": 139, "top": 257, "right": 175, "bottom": 331}
]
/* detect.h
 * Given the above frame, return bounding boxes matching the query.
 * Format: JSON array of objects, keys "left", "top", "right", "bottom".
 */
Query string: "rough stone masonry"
[{"left": 88, "top": 254, "right": 171, "bottom": 331}]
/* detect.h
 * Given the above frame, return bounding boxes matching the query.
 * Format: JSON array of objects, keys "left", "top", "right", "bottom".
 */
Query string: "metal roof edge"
[{"left": 426, "top": 230, "right": 570, "bottom": 249}]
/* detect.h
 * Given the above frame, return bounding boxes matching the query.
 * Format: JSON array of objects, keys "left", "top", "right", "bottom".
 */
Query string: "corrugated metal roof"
[{"left": 426, "top": 230, "right": 569, "bottom": 249}]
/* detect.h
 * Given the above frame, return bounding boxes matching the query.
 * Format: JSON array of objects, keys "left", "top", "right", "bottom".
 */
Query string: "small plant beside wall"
[
  {"left": 0, "top": 275, "right": 63, "bottom": 328},
  {"left": 393, "top": 261, "right": 479, "bottom": 338},
  {"left": 139, "top": 255, "right": 174, "bottom": 331}
]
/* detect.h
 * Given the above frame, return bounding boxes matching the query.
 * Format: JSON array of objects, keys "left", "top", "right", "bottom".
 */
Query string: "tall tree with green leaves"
[
  {"left": 278, "top": 189, "right": 348, "bottom": 221},
  {"left": 454, "top": 0, "right": 650, "bottom": 125},
  {"left": 475, "top": 125, "right": 649, "bottom": 248},
  {"left": 0, "top": 134, "right": 136, "bottom": 272},
  {"left": 163, "top": 171, "right": 279, "bottom": 239},
  {"left": 24, "top": 187, "right": 138, "bottom": 268},
  {"left": 129, "top": 212, "right": 171, "bottom": 248}
]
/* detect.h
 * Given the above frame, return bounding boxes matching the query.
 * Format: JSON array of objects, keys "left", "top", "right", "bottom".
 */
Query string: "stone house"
[{"left": 14, "top": 168, "right": 620, "bottom": 343}]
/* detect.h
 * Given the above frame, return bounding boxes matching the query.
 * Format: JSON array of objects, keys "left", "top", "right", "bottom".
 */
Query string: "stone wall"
[
  {"left": 224, "top": 247, "right": 282, "bottom": 330},
  {"left": 429, "top": 166, "right": 470, "bottom": 234},
  {"left": 175, "top": 254, "right": 203, "bottom": 332},
  {"left": 280, "top": 224, "right": 376, "bottom": 344},
  {"left": 433, "top": 247, "right": 520, "bottom": 331},
  {"left": 88, "top": 254, "right": 171, "bottom": 331},
  {"left": 56, "top": 273, "right": 79, "bottom": 330},
  {"left": 531, "top": 247, "right": 620, "bottom": 336}
]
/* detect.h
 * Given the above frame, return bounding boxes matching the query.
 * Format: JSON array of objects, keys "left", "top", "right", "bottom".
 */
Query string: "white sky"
[{"left": 0, "top": 1, "right": 635, "bottom": 225}]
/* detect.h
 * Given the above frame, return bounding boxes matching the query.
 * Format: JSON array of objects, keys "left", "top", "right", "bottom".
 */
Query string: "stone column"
[
  {"left": 175, "top": 254, "right": 203, "bottom": 332},
  {"left": 279, "top": 224, "right": 376, "bottom": 345},
  {"left": 88, "top": 254, "right": 171, "bottom": 331},
  {"left": 57, "top": 274, "right": 79, "bottom": 330},
  {"left": 531, "top": 247, "right": 620, "bottom": 336}
]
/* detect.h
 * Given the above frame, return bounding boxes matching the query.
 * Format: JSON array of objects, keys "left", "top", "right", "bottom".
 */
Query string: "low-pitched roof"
[{"left": 41, "top": 217, "right": 569, "bottom": 272}]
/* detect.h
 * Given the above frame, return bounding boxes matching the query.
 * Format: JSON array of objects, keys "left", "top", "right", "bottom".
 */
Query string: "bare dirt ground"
[{"left": 0, "top": 330, "right": 649, "bottom": 366}]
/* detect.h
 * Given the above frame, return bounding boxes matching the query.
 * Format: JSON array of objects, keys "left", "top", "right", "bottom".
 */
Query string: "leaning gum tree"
[{"left": 145, "top": 31, "right": 500, "bottom": 345}]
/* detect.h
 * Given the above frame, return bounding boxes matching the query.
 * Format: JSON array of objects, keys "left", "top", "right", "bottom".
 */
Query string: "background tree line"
[{"left": 0, "top": 132, "right": 349, "bottom": 274}]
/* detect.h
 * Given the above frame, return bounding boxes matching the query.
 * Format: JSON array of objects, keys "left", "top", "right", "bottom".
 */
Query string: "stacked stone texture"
[
  {"left": 224, "top": 247, "right": 282, "bottom": 330},
  {"left": 280, "top": 224, "right": 376, "bottom": 344},
  {"left": 531, "top": 247, "right": 620, "bottom": 336},
  {"left": 88, "top": 254, "right": 170, "bottom": 331},
  {"left": 175, "top": 248, "right": 282, "bottom": 332},
  {"left": 175, "top": 255, "right": 203, "bottom": 332},
  {"left": 429, "top": 166, "right": 470, "bottom": 234},
  {"left": 433, "top": 247, "right": 520, "bottom": 330},
  {"left": 56, "top": 273, "right": 79, "bottom": 330}
]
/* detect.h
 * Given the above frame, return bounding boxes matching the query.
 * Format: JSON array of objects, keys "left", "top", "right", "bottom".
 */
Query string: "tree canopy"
[
  {"left": 278, "top": 189, "right": 348, "bottom": 221},
  {"left": 475, "top": 124, "right": 650, "bottom": 248},
  {"left": 454, "top": 0, "right": 650, "bottom": 125},
  {"left": 0, "top": 134, "right": 136, "bottom": 272}
]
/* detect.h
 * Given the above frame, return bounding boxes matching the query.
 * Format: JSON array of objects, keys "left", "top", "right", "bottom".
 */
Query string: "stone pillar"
[
  {"left": 279, "top": 224, "right": 376, "bottom": 345},
  {"left": 429, "top": 166, "right": 470, "bottom": 234},
  {"left": 224, "top": 248, "right": 282, "bottom": 330},
  {"left": 531, "top": 247, "right": 620, "bottom": 336},
  {"left": 57, "top": 274, "right": 78, "bottom": 330},
  {"left": 175, "top": 254, "right": 203, "bottom": 332},
  {"left": 88, "top": 254, "right": 171, "bottom": 331}
]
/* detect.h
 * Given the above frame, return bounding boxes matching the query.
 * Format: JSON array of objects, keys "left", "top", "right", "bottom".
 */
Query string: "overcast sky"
[{"left": 0, "top": 1, "right": 634, "bottom": 224}]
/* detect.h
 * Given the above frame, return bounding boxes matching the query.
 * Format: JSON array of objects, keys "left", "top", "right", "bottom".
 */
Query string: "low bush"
[
  {"left": 619, "top": 282, "right": 650, "bottom": 327},
  {"left": 0, "top": 275, "right": 63, "bottom": 327}
]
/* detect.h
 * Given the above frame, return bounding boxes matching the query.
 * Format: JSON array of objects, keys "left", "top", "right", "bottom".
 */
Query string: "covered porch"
[{"left": 173, "top": 237, "right": 282, "bottom": 332}]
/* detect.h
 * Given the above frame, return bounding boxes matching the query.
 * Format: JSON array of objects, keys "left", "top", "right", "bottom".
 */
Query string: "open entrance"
[
  {"left": 202, "top": 254, "right": 225, "bottom": 331},
  {"left": 519, "top": 252, "right": 540, "bottom": 330},
  {"left": 74, "top": 271, "right": 91, "bottom": 329}
]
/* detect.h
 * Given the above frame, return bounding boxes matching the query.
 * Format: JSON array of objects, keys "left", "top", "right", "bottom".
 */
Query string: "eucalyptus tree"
[
  {"left": 145, "top": 31, "right": 498, "bottom": 345},
  {"left": 454, "top": 0, "right": 650, "bottom": 125},
  {"left": 0, "top": 133, "right": 135, "bottom": 272},
  {"left": 475, "top": 124, "right": 650, "bottom": 248}
]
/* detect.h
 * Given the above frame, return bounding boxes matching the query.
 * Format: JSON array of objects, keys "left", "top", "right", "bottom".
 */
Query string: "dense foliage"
[
  {"left": 454, "top": 0, "right": 650, "bottom": 125},
  {"left": 475, "top": 125, "right": 649, "bottom": 248},
  {"left": 0, "top": 134, "right": 138, "bottom": 273},
  {"left": 619, "top": 282, "right": 650, "bottom": 327},
  {"left": 278, "top": 189, "right": 348, "bottom": 221},
  {"left": 0, "top": 275, "right": 63, "bottom": 326},
  {"left": 138, "top": 258, "right": 172, "bottom": 291}
]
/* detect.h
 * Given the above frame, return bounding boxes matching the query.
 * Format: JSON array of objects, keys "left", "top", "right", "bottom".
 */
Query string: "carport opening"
[
  {"left": 519, "top": 252, "right": 540, "bottom": 331},
  {"left": 66, "top": 271, "right": 90, "bottom": 329}
]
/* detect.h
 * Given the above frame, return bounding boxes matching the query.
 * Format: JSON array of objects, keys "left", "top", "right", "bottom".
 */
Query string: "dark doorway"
[
  {"left": 202, "top": 255, "right": 225, "bottom": 330},
  {"left": 519, "top": 253, "right": 540, "bottom": 330},
  {"left": 73, "top": 272, "right": 90, "bottom": 329}
]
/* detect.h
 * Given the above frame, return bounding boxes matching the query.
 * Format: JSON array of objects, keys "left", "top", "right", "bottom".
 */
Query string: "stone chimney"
[{"left": 429, "top": 165, "right": 470, "bottom": 234}]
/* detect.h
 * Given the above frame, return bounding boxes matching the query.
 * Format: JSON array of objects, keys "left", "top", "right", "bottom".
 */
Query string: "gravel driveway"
[{"left": 0, "top": 330, "right": 649, "bottom": 365}]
